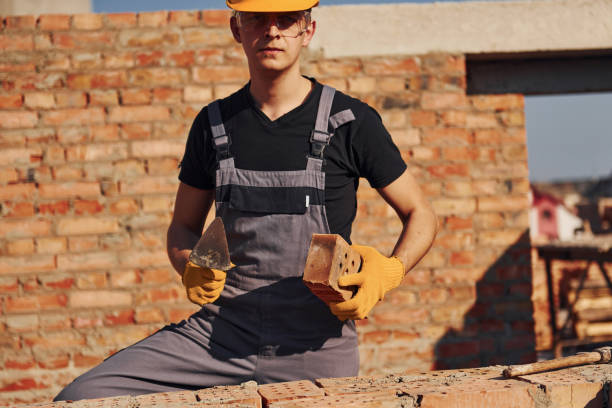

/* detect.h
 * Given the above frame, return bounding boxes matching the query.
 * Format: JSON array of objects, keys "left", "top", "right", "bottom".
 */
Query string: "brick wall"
[{"left": 0, "top": 10, "right": 534, "bottom": 405}]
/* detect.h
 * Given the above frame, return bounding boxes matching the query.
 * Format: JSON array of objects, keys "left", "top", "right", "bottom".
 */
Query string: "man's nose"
[{"left": 262, "top": 16, "right": 281, "bottom": 35}]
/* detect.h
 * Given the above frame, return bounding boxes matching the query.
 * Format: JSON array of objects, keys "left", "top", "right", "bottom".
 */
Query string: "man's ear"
[
  {"left": 230, "top": 16, "right": 242, "bottom": 43},
  {"left": 302, "top": 20, "right": 316, "bottom": 47}
]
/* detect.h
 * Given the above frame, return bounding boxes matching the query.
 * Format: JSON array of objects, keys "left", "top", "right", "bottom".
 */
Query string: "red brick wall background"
[{"left": 0, "top": 10, "right": 534, "bottom": 404}]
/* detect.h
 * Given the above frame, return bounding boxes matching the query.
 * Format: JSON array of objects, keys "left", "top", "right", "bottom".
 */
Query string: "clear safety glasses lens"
[{"left": 239, "top": 12, "right": 307, "bottom": 38}]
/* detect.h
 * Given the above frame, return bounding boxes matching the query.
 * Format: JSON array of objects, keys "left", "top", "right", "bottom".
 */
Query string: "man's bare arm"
[
  {"left": 167, "top": 182, "right": 215, "bottom": 276},
  {"left": 376, "top": 169, "right": 438, "bottom": 273}
]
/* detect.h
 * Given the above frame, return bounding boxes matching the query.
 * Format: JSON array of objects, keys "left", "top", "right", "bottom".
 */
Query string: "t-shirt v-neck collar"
[{"left": 243, "top": 78, "right": 321, "bottom": 128}]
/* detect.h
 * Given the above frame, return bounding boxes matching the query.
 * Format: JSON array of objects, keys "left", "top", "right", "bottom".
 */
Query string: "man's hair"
[{"left": 232, "top": 9, "right": 312, "bottom": 28}]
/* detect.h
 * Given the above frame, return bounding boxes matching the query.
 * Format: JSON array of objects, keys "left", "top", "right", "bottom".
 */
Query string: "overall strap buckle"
[
  {"left": 207, "top": 100, "right": 232, "bottom": 163},
  {"left": 310, "top": 129, "right": 332, "bottom": 158},
  {"left": 308, "top": 85, "right": 336, "bottom": 161}
]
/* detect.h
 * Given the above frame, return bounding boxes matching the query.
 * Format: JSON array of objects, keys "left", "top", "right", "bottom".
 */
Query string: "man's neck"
[{"left": 249, "top": 70, "right": 313, "bottom": 121}]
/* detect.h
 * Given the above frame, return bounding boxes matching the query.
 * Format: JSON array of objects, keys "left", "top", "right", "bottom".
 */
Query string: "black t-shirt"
[{"left": 179, "top": 78, "right": 407, "bottom": 242}]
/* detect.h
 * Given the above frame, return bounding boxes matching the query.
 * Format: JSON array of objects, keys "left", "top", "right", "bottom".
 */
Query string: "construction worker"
[{"left": 54, "top": 0, "right": 437, "bottom": 401}]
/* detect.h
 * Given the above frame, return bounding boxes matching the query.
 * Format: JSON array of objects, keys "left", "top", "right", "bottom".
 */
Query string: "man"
[{"left": 54, "top": 0, "right": 437, "bottom": 401}]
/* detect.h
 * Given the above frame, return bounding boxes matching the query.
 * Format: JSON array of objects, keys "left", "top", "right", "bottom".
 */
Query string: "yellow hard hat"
[{"left": 226, "top": 0, "right": 319, "bottom": 12}]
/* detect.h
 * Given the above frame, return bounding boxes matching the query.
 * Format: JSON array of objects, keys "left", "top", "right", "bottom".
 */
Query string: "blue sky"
[{"left": 93, "top": 0, "right": 612, "bottom": 183}]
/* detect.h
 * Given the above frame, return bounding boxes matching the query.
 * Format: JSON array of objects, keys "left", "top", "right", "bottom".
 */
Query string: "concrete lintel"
[
  {"left": 467, "top": 53, "right": 612, "bottom": 95},
  {"left": 311, "top": 0, "right": 612, "bottom": 59}
]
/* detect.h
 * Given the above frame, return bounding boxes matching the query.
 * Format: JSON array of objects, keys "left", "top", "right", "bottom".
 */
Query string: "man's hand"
[
  {"left": 329, "top": 245, "right": 404, "bottom": 321},
  {"left": 182, "top": 261, "right": 226, "bottom": 306}
]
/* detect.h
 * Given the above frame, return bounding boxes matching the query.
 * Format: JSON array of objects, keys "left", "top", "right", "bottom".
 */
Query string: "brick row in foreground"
[{"left": 13, "top": 364, "right": 612, "bottom": 408}]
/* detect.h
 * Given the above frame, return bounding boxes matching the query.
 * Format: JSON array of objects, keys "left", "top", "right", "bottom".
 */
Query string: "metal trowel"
[{"left": 189, "top": 217, "right": 233, "bottom": 270}]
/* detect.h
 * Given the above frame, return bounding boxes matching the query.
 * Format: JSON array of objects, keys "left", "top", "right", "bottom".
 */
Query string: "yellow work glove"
[
  {"left": 181, "top": 261, "right": 226, "bottom": 306},
  {"left": 329, "top": 245, "right": 405, "bottom": 321}
]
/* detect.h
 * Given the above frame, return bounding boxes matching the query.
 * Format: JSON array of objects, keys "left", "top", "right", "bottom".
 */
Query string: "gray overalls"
[{"left": 54, "top": 85, "right": 358, "bottom": 401}]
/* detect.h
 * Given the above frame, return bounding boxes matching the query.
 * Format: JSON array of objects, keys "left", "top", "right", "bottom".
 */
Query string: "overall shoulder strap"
[
  {"left": 207, "top": 100, "right": 234, "bottom": 168},
  {"left": 307, "top": 85, "right": 356, "bottom": 171}
]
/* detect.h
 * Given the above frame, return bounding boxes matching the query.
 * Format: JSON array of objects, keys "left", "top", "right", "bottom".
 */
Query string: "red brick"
[
  {"left": 423, "top": 128, "right": 473, "bottom": 145},
  {"left": 109, "top": 106, "right": 170, "bottom": 122},
  {"left": 120, "top": 88, "right": 151, "bottom": 105},
  {"left": 259, "top": 380, "right": 324, "bottom": 404},
  {"left": 478, "top": 196, "right": 528, "bottom": 212},
  {"left": 55, "top": 91, "right": 88, "bottom": 108},
  {"left": 0, "top": 377, "right": 46, "bottom": 392},
  {"left": 56, "top": 217, "right": 119, "bottom": 236},
  {"left": 104, "top": 52, "right": 135, "bottom": 69},
  {"left": 4, "top": 294, "right": 67, "bottom": 313},
  {"left": 120, "top": 123, "right": 151, "bottom": 139},
  {"left": 89, "top": 89, "right": 119, "bottom": 106},
  {"left": 52, "top": 31, "right": 113, "bottom": 49},
  {"left": 135, "top": 307, "right": 165, "bottom": 323},
  {"left": 22, "top": 330, "right": 84, "bottom": 349},
  {"left": 0, "top": 182, "right": 36, "bottom": 200},
  {"left": 41, "top": 108, "right": 105, "bottom": 126},
  {"left": 72, "top": 13, "right": 103, "bottom": 30},
  {"left": 0, "top": 111, "right": 38, "bottom": 129},
  {"left": 73, "top": 200, "right": 104, "bottom": 215},
  {"left": 4, "top": 356, "right": 36, "bottom": 370},
  {"left": 104, "top": 309, "right": 135, "bottom": 325},
  {"left": 118, "top": 28, "right": 180, "bottom": 48},
  {"left": 138, "top": 11, "right": 168, "bottom": 27},
  {"left": 129, "top": 67, "right": 187, "bottom": 86},
  {"left": 363, "top": 57, "right": 419, "bottom": 76},
  {"left": 0, "top": 94, "right": 23, "bottom": 109},
  {"left": 67, "top": 71, "right": 127, "bottom": 89},
  {"left": 0, "top": 219, "right": 52, "bottom": 239},
  {"left": 372, "top": 306, "right": 429, "bottom": 325},
  {"left": 5, "top": 202, "right": 35, "bottom": 218},
  {"left": 69, "top": 290, "right": 132, "bottom": 308},
  {"left": 201, "top": 10, "right": 231, "bottom": 27},
  {"left": 105, "top": 13, "right": 137, "bottom": 28},
  {"left": 410, "top": 110, "right": 437, "bottom": 127},
  {"left": 91, "top": 124, "right": 120, "bottom": 141},
  {"left": 444, "top": 180, "right": 473, "bottom": 197},
  {"left": 421, "top": 92, "right": 468, "bottom": 109},
  {"left": 153, "top": 88, "right": 183, "bottom": 103},
  {"left": 74, "top": 352, "right": 104, "bottom": 367},
  {"left": 0, "top": 33, "right": 34, "bottom": 51},
  {"left": 193, "top": 66, "right": 250, "bottom": 83},
  {"left": 119, "top": 176, "right": 177, "bottom": 195},
  {"left": 0, "top": 61, "right": 36, "bottom": 72},
  {"left": 38, "top": 14, "right": 71, "bottom": 30},
  {"left": 58, "top": 252, "right": 116, "bottom": 273},
  {"left": 465, "top": 112, "right": 499, "bottom": 128},
  {"left": 66, "top": 143, "right": 128, "bottom": 162},
  {"left": 419, "top": 287, "right": 448, "bottom": 304},
  {"left": 131, "top": 139, "right": 184, "bottom": 158},
  {"left": 5, "top": 15, "right": 36, "bottom": 29},
  {"left": 169, "top": 10, "right": 200, "bottom": 26},
  {"left": 37, "top": 200, "right": 70, "bottom": 215},
  {"left": 446, "top": 216, "right": 472, "bottom": 230},
  {"left": 39, "top": 182, "right": 100, "bottom": 199},
  {"left": 432, "top": 267, "right": 486, "bottom": 285},
  {"left": 431, "top": 198, "right": 476, "bottom": 215},
  {"left": 427, "top": 164, "right": 470, "bottom": 178},
  {"left": 450, "top": 250, "right": 475, "bottom": 266},
  {"left": 119, "top": 249, "right": 169, "bottom": 268},
  {"left": 168, "top": 307, "right": 195, "bottom": 322},
  {"left": 472, "top": 94, "right": 524, "bottom": 111}
]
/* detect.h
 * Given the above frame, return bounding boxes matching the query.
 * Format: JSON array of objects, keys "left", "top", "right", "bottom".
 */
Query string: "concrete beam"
[
  {"left": 0, "top": 0, "right": 91, "bottom": 16},
  {"left": 311, "top": 0, "right": 612, "bottom": 59},
  {"left": 467, "top": 52, "right": 612, "bottom": 94}
]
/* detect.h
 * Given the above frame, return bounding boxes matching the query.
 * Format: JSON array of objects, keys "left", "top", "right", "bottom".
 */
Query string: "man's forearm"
[
  {"left": 391, "top": 205, "right": 438, "bottom": 274},
  {"left": 167, "top": 222, "right": 201, "bottom": 276}
]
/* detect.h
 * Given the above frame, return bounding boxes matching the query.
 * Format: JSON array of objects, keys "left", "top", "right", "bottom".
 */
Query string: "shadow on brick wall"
[{"left": 433, "top": 230, "right": 538, "bottom": 369}]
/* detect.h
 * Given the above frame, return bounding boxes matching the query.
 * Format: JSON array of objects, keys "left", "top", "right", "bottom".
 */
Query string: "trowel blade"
[{"left": 189, "top": 217, "right": 232, "bottom": 270}]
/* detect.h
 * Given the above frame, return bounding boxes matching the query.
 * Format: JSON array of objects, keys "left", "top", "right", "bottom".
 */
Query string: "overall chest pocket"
[{"left": 223, "top": 185, "right": 309, "bottom": 215}]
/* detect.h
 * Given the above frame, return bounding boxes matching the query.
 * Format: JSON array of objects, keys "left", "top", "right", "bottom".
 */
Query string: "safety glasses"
[{"left": 237, "top": 12, "right": 309, "bottom": 38}]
